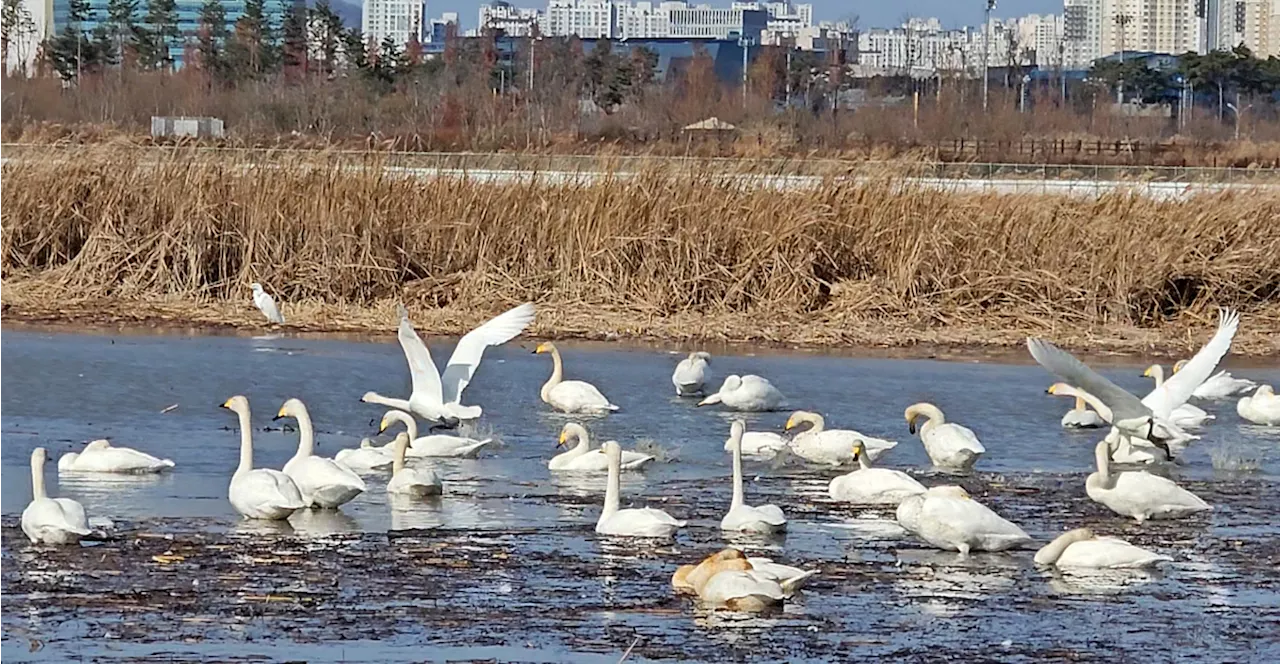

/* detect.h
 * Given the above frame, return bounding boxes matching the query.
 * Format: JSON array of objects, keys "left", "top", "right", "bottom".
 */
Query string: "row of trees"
[{"left": 1087, "top": 46, "right": 1280, "bottom": 110}]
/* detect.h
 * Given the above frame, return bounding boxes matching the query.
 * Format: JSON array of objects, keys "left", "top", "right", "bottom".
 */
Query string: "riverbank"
[{"left": 3, "top": 147, "right": 1278, "bottom": 358}]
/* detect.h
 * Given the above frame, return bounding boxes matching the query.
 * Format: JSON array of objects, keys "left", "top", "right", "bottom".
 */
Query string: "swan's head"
[
  {"left": 392, "top": 432, "right": 411, "bottom": 455},
  {"left": 251, "top": 282, "right": 264, "bottom": 294},
  {"left": 1045, "top": 383, "right": 1081, "bottom": 399},
  {"left": 850, "top": 440, "right": 864, "bottom": 458},
  {"left": 1141, "top": 365, "right": 1157, "bottom": 378},
  {"left": 558, "top": 423, "right": 588, "bottom": 448},
  {"left": 31, "top": 447, "right": 48, "bottom": 467},
  {"left": 729, "top": 419, "right": 746, "bottom": 439},
  {"left": 57, "top": 452, "right": 79, "bottom": 471},
  {"left": 1173, "top": 359, "right": 1188, "bottom": 374},
  {"left": 533, "top": 342, "right": 556, "bottom": 355},
  {"left": 1257, "top": 385, "right": 1275, "bottom": 397},
  {"left": 691, "top": 351, "right": 712, "bottom": 363},
  {"left": 379, "top": 409, "right": 413, "bottom": 434},
  {"left": 360, "top": 391, "right": 380, "bottom": 403},
  {"left": 904, "top": 403, "right": 938, "bottom": 434},
  {"left": 671, "top": 564, "right": 697, "bottom": 593},
  {"left": 275, "top": 398, "right": 307, "bottom": 421},
  {"left": 785, "top": 410, "right": 820, "bottom": 432},
  {"left": 83, "top": 439, "right": 112, "bottom": 452},
  {"left": 220, "top": 395, "right": 251, "bottom": 417},
  {"left": 601, "top": 440, "right": 622, "bottom": 461}
]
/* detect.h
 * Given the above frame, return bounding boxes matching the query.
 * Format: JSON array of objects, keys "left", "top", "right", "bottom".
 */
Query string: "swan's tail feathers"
[
  {"left": 780, "top": 570, "right": 818, "bottom": 595},
  {"left": 160, "top": 459, "right": 177, "bottom": 468}
]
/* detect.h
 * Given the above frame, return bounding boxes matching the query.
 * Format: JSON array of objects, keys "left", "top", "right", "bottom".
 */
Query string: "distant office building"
[
  {"left": 479, "top": 1, "right": 543, "bottom": 36},
  {"left": 544, "top": 0, "right": 619, "bottom": 38},
  {"left": 362, "top": 0, "right": 427, "bottom": 47},
  {"left": 427, "top": 11, "right": 459, "bottom": 43}
]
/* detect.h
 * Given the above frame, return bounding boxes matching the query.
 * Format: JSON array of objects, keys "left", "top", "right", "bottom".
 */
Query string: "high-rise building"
[
  {"left": 479, "top": 1, "right": 543, "bottom": 36},
  {"left": 544, "top": 0, "right": 618, "bottom": 38},
  {"left": 363, "top": 0, "right": 426, "bottom": 47},
  {"left": 6, "top": 0, "right": 291, "bottom": 72},
  {"left": 1217, "top": 0, "right": 1278, "bottom": 55}
]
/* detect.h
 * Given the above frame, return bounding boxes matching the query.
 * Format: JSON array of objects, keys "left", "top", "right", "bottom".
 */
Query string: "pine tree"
[
  {"left": 195, "top": 0, "right": 228, "bottom": 81},
  {"left": 228, "top": 0, "right": 275, "bottom": 79},
  {"left": 137, "top": 0, "right": 178, "bottom": 70},
  {"left": 105, "top": 0, "right": 138, "bottom": 68},
  {"left": 280, "top": 1, "right": 308, "bottom": 80},
  {"left": 46, "top": 0, "right": 99, "bottom": 80}
]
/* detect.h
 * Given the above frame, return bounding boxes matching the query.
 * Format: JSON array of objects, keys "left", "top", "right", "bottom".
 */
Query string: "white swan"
[
  {"left": 385, "top": 432, "right": 443, "bottom": 497},
  {"left": 672, "top": 351, "right": 711, "bottom": 396},
  {"left": 380, "top": 409, "right": 495, "bottom": 458},
  {"left": 1175, "top": 359, "right": 1257, "bottom": 400},
  {"left": 276, "top": 399, "right": 367, "bottom": 509},
  {"left": 1028, "top": 309, "right": 1239, "bottom": 454},
  {"left": 697, "top": 375, "right": 786, "bottom": 412},
  {"left": 221, "top": 396, "right": 307, "bottom": 520},
  {"left": 1105, "top": 429, "right": 1159, "bottom": 465},
  {"left": 251, "top": 282, "right": 285, "bottom": 324},
  {"left": 1085, "top": 439, "right": 1211, "bottom": 523},
  {"left": 595, "top": 441, "right": 686, "bottom": 537},
  {"left": 673, "top": 549, "right": 815, "bottom": 611},
  {"left": 534, "top": 341, "right": 619, "bottom": 413},
  {"left": 904, "top": 403, "right": 985, "bottom": 470},
  {"left": 362, "top": 302, "right": 536, "bottom": 424},
  {"left": 785, "top": 410, "right": 897, "bottom": 465},
  {"left": 725, "top": 429, "right": 789, "bottom": 459},
  {"left": 550, "top": 423, "right": 654, "bottom": 471},
  {"left": 1034, "top": 528, "right": 1171, "bottom": 569},
  {"left": 1060, "top": 396, "right": 1107, "bottom": 429},
  {"left": 896, "top": 486, "right": 1031, "bottom": 555},
  {"left": 334, "top": 437, "right": 394, "bottom": 473},
  {"left": 1237, "top": 385, "right": 1280, "bottom": 425},
  {"left": 22, "top": 447, "right": 91, "bottom": 544},
  {"left": 672, "top": 549, "right": 816, "bottom": 596},
  {"left": 1142, "top": 365, "right": 1215, "bottom": 427},
  {"left": 58, "top": 440, "right": 175, "bottom": 474},
  {"left": 1048, "top": 385, "right": 1191, "bottom": 461},
  {"left": 720, "top": 421, "right": 787, "bottom": 533},
  {"left": 828, "top": 440, "right": 926, "bottom": 505}
]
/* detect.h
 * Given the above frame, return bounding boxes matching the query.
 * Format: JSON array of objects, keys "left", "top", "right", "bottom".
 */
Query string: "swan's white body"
[
  {"left": 1237, "top": 385, "right": 1280, "bottom": 426},
  {"left": 726, "top": 431, "right": 790, "bottom": 458},
  {"left": 896, "top": 486, "right": 1031, "bottom": 554},
  {"left": 672, "top": 351, "right": 711, "bottom": 396},
  {"left": 535, "top": 342, "right": 618, "bottom": 413},
  {"left": 721, "top": 421, "right": 787, "bottom": 533},
  {"left": 380, "top": 410, "right": 495, "bottom": 458},
  {"left": 22, "top": 448, "right": 91, "bottom": 544},
  {"left": 1143, "top": 365, "right": 1215, "bottom": 427},
  {"left": 251, "top": 282, "right": 285, "bottom": 324},
  {"left": 277, "top": 399, "right": 367, "bottom": 509},
  {"left": 1106, "top": 431, "right": 1159, "bottom": 465},
  {"left": 333, "top": 438, "right": 393, "bottom": 473},
  {"left": 698, "top": 375, "right": 786, "bottom": 412},
  {"left": 57, "top": 440, "right": 175, "bottom": 474},
  {"left": 1034, "top": 528, "right": 1171, "bottom": 568},
  {"left": 222, "top": 396, "right": 307, "bottom": 520},
  {"left": 1061, "top": 397, "right": 1107, "bottom": 429},
  {"left": 595, "top": 441, "right": 685, "bottom": 537},
  {"left": 673, "top": 549, "right": 815, "bottom": 611},
  {"left": 550, "top": 423, "right": 654, "bottom": 471},
  {"left": 1177, "top": 358, "right": 1258, "bottom": 400},
  {"left": 904, "top": 403, "right": 985, "bottom": 470},
  {"left": 385, "top": 433, "right": 443, "bottom": 497},
  {"left": 363, "top": 302, "right": 536, "bottom": 423},
  {"left": 1085, "top": 440, "right": 1211, "bottom": 523},
  {"left": 828, "top": 442, "right": 926, "bottom": 505},
  {"left": 785, "top": 411, "right": 897, "bottom": 465}
]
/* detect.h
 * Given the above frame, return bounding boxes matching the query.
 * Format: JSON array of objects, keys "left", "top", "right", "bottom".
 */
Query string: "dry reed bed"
[{"left": 2, "top": 148, "right": 1278, "bottom": 355}]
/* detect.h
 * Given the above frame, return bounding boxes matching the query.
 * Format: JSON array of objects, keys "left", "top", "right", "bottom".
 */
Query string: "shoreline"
[{"left": 4, "top": 291, "right": 1277, "bottom": 364}]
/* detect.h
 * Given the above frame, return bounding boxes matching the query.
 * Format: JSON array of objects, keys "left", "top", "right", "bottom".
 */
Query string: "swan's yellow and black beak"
[
  {"left": 784, "top": 416, "right": 796, "bottom": 431},
  {"left": 273, "top": 406, "right": 287, "bottom": 421},
  {"left": 533, "top": 342, "right": 550, "bottom": 354},
  {"left": 378, "top": 417, "right": 390, "bottom": 433},
  {"left": 557, "top": 431, "right": 568, "bottom": 448},
  {"left": 1141, "top": 366, "right": 1152, "bottom": 378},
  {"left": 851, "top": 443, "right": 863, "bottom": 457},
  {"left": 906, "top": 414, "right": 918, "bottom": 434},
  {"left": 220, "top": 398, "right": 233, "bottom": 409}
]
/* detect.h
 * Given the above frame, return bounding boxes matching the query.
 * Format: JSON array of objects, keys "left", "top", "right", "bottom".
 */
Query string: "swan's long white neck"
[
  {"left": 1073, "top": 396, "right": 1087, "bottom": 413},
  {"left": 1148, "top": 365, "right": 1165, "bottom": 387},
  {"left": 1069, "top": 387, "right": 1113, "bottom": 422},
  {"left": 602, "top": 448, "right": 621, "bottom": 522},
  {"left": 910, "top": 404, "right": 945, "bottom": 434},
  {"left": 393, "top": 436, "right": 408, "bottom": 475},
  {"left": 1093, "top": 440, "right": 1116, "bottom": 489},
  {"left": 365, "top": 393, "right": 413, "bottom": 412},
  {"left": 30, "top": 451, "right": 47, "bottom": 500},
  {"left": 854, "top": 446, "right": 872, "bottom": 470},
  {"left": 542, "top": 347, "right": 564, "bottom": 401},
  {"left": 388, "top": 411, "right": 418, "bottom": 441},
  {"left": 572, "top": 428, "right": 591, "bottom": 457},
  {"left": 730, "top": 430, "right": 745, "bottom": 510},
  {"left": 1034, "top": 529, "right": 1093, "bottom": 565},
  {"left": 293, "top": 405, "right": 317, "bottom": 458},
  {"left": 236, "top": 408, "right": 255, "bottom": 475},
  {"left": 807, "top": 413, "right": 825, "bottom": 434}
]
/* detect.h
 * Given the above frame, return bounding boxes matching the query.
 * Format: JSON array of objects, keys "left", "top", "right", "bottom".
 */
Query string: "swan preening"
[
  {"left": 276, "top": 398, "right": 367, "bottom": 509},
  {"left": 904, "top": 403, "right": 985, "bottom": 470},
  {"left": 379, "top": 409, "right": 495, "bottom": 458},
  {"left": 697, "top": 375, "right": 786, "bottom": 411},
  {"left": 596, "top": 441, "right": 686, "bottom": 537},
  {"left": 58, "top": 440, "right": 175, "bottom": 474},
  {"left": 22, "top": 447, "right": 91, "bottom": 544},
  {"left": 721, "top": 421, "right": 787, "bottom": 533},
  {"left": 673, "top": 351, "right": 711, "bottom": 396},
  {"left": 828, "top": 440, "right": 926, "bottom": 505},
  {"left": 535, "top": 341, "right": 619, "bottom": 413},
  {"left": 671, "top": 548, "right": 816, "bottom": 611},
  {"left": 1034, "top": 528, "right": 1171, "bottom": 569},
  {"left": 1086, "top": 440, "right": 1211, "bottom": 523},
  {"left": 251, "top": 282, "right": 285, "bottom": 324},
  {"left": 222, "top": 396, "right": 307, "bottom": 520},
  {"left": 1237, "top": 385, "right": 1280, "bottom": 425},
  {"left": 896, "top": 486, "right": 1032, "bottom": 555},
  {"left": 785, "top": 410, "right": 897, "bottom": 466},
  {"left": 550, "top": 423, "right": 654, "bottom": 471},
  {"left": 362, "top": 302, "right": 536, "bottom": 425},
  {"left": 385, "top": 433, "right": 443, "bottom": 497}
]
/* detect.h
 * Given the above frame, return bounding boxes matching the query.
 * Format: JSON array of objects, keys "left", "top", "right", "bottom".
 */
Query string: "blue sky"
[{"left": 428, "top": 0, "right": 1062, "bottom": 30}]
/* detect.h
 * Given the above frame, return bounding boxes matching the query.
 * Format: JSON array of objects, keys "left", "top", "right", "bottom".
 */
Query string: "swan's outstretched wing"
[
  {"left": 397, "top": 305, "right": 444, "bottom": 404},
  {"left": 1143, "top": 309, "right": 1239, "bottom": 418},
  {"left": 440, "top": 302, "right": 536, "bottom": 404},
  {"left": 1027, "top": 338, "right": 1149, "bottom": 422}
]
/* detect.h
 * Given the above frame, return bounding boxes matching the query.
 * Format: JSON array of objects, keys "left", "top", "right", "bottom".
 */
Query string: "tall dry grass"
[{"left": 2, "top": 147, "right": 1278, "bottom": 352}]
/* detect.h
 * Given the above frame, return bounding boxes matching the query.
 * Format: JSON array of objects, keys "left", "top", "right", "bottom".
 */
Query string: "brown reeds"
[{"left": 3, "top": 147, "right": 1278, "bottom": 355}]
